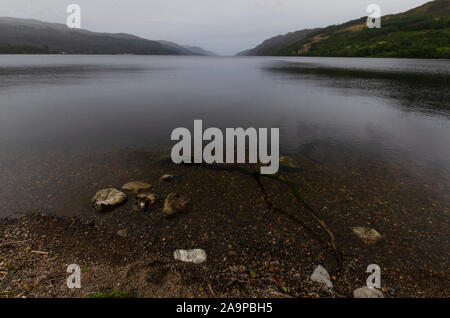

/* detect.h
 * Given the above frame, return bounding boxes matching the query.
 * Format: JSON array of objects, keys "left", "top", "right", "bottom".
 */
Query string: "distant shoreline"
[{"left": 0, "top": 53, "right": 449, "bottom": 60}]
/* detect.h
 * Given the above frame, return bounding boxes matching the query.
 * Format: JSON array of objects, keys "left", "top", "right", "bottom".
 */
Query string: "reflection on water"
[
  {"left": 263, "top": 59, "right": 450, "bottom": 117},
  {"left": 0, "top": 55, "right": 449, "bottom": 216}
]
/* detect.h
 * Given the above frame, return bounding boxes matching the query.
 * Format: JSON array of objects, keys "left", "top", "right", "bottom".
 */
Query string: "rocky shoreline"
[
  {"left": 0, "top": 153, "right": 449, "bottom": 298},
  {"left": 0, "top": 211, "right": 385, "bottom": 298}
]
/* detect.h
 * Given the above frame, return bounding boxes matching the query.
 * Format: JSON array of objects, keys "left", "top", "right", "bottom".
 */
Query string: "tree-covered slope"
[
  {"left": 236, "top": 28, "right": 320, "bottom": 56},
  {"left": 244, "top": 0, "right": 450, "bottom": 59},
  {"left": 0, "top": 17, "right": 206, "bottom": 55}
]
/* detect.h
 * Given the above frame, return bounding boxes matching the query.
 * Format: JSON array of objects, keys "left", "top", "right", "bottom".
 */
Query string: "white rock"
[
  {"left": 353, "top": 286, "right": 385, "bottom": 298},
  {"left": 310, "top": 265, "right": 333, "bottom": 290},
  {"left": 352, "top": 227, "right": 382, "bottom": 244},
  {"left": 173, "top": 249, "right": 207, "bottom": 264},
  {"left": 91, "top": 188, "right": 127, "bottom": 212}
]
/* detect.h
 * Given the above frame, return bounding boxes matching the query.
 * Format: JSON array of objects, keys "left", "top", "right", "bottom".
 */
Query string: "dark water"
[{"left": 0, "top": 55, "right": 449, "bottom": 216}]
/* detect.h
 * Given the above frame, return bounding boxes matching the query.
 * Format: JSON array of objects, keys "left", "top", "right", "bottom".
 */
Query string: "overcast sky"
[{"left": 0, "top": 0, "right": 430, "bottom": 55}]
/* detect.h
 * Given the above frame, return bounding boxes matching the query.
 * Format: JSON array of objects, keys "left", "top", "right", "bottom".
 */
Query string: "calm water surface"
[{"left": 0, "top": 55, "right": 449, "bottom": 216}]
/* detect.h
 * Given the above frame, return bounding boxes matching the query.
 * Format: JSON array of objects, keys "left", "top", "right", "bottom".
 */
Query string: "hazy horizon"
[{"left": 0, "top": 0, "right": 431, "bottom": 55}]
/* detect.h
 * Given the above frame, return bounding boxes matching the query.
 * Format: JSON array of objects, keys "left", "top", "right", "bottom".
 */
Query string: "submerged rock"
[
  {"left": 173, "top": 249, "right": 207, "bottom": 264},
  {"left": 308, "top": 147, "right": 326, "bottom": 163},
  {"left": 161, "top": 174, "right": 176, "bottom": 182},
  {"left": 163, "top": 193, "right": 189, "bottom": 218},
  {"left": 134, "top": 192, "right": 159, "bottom": 211},
  {"left": 279, "top": 156, "right": 300, "bottom": 170},
  {"left": 117, "top": 229, "right": 128, "bottom": 238},
  {"left": 121, "top": 181, "right": 151, "bottom": 194},
  {"left": 300, "top": 142, "right": 342, "bottom": 164},
  {"left": 352, "top": 227, "right": 382, "bottom": 244},
  {"left": 91, "top": 188, "right": 127, "bottom": 212},
  {"left": 353, "top": 286, "right": 385, "bottom": 298},
  {"left": 310, "top": 265, "right": 333, "bottom": 290},
  {"left": 151, "top": 153, "right": 172, "bottom": 164}
]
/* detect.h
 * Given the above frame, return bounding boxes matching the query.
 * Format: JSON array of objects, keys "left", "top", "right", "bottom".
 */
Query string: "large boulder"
[
  {"left": 162, "top": 193, "right": 189, "bottom": 218},
  {"left": 91, "top": 188, "right": 127, "bottom": 212},
  {"left": 121, "top": 181, "right": 151, "bottom": 194}
]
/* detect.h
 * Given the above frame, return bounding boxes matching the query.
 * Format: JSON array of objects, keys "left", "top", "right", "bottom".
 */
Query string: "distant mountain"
[
  {"left": 157, "top": 40, "right": 199, "bottom": 55},
  {"left": 236, "top": 28, "right": 320, "bottom": 56},
  {"left": 239, "top": 0, "right": 450, "bottom": 58},
  {"left": 157, "top": 41, "right": 218, "bottom": 56},
  {"left": 0, "top": 17, "right": 207, "bottom": 55},
  {"left": 183, "top": 46, "right": 218, "bottom": 56}
]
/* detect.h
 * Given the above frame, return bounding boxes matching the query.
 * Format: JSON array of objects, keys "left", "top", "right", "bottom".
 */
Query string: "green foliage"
[
  {"left": 0, "top": 289, "right": 10, "bottom": 298},
  {"left": 90, "top": 291, "right": 135, "bottom": 298}
]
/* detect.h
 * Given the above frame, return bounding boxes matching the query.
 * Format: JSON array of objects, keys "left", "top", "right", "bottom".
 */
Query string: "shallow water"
[{"left": 0, "top": 55, "right": 449, "bottom": 217}]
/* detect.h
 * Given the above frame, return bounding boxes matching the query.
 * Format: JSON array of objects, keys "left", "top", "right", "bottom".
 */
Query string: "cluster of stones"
[
  {"left": 90, "top": 176, "right": 188, "bottom": 219},
  {"left": 309, "top": 226, "right": 384, "bottom": 298},
  {"left": 91, "top": 169, "right": 387, "bottom": 295},
  {"left": 310, "top": 264, "right": 385, "bottom": 298}
]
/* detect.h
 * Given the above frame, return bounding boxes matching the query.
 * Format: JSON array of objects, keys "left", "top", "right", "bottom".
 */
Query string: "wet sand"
[{"left": 0, "top": 148, "right": 449, "bottom": 297}]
